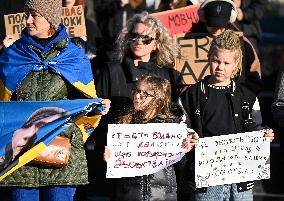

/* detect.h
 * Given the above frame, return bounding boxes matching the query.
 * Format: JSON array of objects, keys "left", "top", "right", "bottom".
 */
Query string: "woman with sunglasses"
[
  {"left": 75, "top": 12, "right": 181, "bottom": 201},
  {"left": 94, "top": 11, "right": 180, "bottom": 103}
]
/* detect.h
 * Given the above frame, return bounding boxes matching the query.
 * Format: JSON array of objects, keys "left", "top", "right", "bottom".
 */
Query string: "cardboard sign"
[
  {"left": 4, "top": 5, "right": 86, "bottom": 39},
  {"left": 106, "top": 123, "right": 187, "bottom": 178},
  {"left": 4, "top": 12, "right": 25, "bottom": 39},
  {"left": 61, "top": 5, "right": 86, "bottom": 38},
  {"left": 174, "top": 32, "right": 244, "bottom": 86},
  {"left": 175, "top": 33, "right": 212, "bottom": 85},
  {"left": 151, "top": 5, "right": 199, "bottom": 36},
  {"left": 195, "top": 131, "right": 270, "bottom": 188}
]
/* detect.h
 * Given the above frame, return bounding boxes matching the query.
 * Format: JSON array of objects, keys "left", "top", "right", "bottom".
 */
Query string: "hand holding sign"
[
  {"left": 3, "top": 35, "right": 17, "bottom": 48},
  {"left": 182, "top": 128, "right": 199, "bottom": 152}
]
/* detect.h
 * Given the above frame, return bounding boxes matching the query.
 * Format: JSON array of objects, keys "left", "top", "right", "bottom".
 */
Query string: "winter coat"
[
  {"left": 177, "top": 76, "right": 256, "bottom": 199},
  {"left": 272, "top": 63, "right": 284, "bottom": 128},
  {"left": 0, "top": 24, "right": 97, "bottom": 187},
  {"left": 94, "top": 54, "right": 176, "bottom": 107}
]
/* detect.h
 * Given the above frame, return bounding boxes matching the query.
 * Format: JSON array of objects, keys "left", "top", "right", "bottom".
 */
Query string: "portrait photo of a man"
[{"left": 0, "top": 107, "right": 67, "bottom": 170}]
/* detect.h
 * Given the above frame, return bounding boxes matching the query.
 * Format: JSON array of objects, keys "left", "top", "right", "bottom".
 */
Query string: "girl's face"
[
  {"left": 129, "top": 23, "right": 157, "bottom": 62},
  {"left": 25, "top": 10, "right": 51, "bottom": 38},
  {"left": 209, "top": 48, "right": 237, "bottom": 86},
  {"left": 133, "top": 82, "right": 155, "bottom": 111}
]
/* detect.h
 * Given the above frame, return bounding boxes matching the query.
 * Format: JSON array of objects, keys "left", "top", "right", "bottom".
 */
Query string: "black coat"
[
  {"left": 94, "top": 0, "right": 146, "bottom": 50},
  {"left": 94, "top": 55, "right": 175, "bottom": 106},
  {"left": 177, "top": 76, "right": 256, "bottom": 200},
  {"left": 235, "top": 0, "right": 267, "bottom": 42}
]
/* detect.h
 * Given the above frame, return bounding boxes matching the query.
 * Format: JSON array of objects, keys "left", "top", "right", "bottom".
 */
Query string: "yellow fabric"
[
  {"left": 0, "top": 143, "right": 47, "bottom": 181},
  {"left": 73, "top": 80, "right": 102, "bottom": 140},
  {"left": 75, "top": 115, "right": 101, "bottom": 142},
  {"left": 73, "top": 81, "right": 97, "bottom": 98},
  {"left": 0, "top": 80, "right": 12, "bottom": 101}
]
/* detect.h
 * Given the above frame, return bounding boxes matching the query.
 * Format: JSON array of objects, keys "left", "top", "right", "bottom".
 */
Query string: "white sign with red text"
[{"left": 106, "top": 123, "right": 187, "bottom": 178}]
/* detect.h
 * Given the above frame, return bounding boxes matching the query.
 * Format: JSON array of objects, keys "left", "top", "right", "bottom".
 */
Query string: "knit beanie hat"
[{"left": 24, "top": 0, "right": 62, "bottom": 30}]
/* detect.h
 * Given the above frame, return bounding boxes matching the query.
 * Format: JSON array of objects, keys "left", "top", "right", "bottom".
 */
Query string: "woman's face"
[
  {"left": 133, "top": 82, "right": 155, "bottom": 111},
  {"left": 25, "top": 10, "right": 51, "bottom": 38},
  {"left": 63, "top": 0, "right": 76, "bottom": 7},
  {"left": 129, "top": 23, "right": 157, "bottom": 62}
]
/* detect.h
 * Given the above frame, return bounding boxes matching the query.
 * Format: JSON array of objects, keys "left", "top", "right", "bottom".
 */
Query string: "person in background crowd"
[
  {"left": 179, "top": 29, "right": 274, "bottom": 201},
  {"left": 233, "top": 0, "right": 267, "bottom": 52},
  {"left": 102, "top": 75, "right": 194, "bottom": 201},
  {"left": 0, "top": 0, "right": 110, "bottom": 200},
  {"left": 63, "top": 0, "right": 85, "bottom": 7},
  {"left": 84, "top": 0, "right": 103, "bottom": 48},
  {"left": 94, "top": 0, "right": 147, "bottom": 62},
  {"left": 190, "top": 0, "right": 262, "bottom": 95},
  {"left": 145, "top": 0, "right": 161, "bottom": 12},
  {"left": 156, "top": 0, "right": 191, "bottom": 12},
  {"left": 75, "top": 11, "right": 181, "bottom": 201},
  {"left": 62, "top": 0, "right": 97, "bottom": 62},
  {"left": 271, "top": 61, "right": 284, "bottom": 181}
]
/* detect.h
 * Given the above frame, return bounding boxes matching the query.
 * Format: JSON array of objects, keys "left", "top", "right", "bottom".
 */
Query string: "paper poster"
[
  {"left": 195, "top": 131, "right": 270, "bottom": 188},
  {"left": 106, "top": 123, "right": 187, "bottom": 178}
]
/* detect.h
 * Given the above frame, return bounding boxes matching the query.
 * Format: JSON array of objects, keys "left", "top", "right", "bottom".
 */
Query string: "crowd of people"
[{"left": 0, "top": 0, "right": 283, "bottom": 201}]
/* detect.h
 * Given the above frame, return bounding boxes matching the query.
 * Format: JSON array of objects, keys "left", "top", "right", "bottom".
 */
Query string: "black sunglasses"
[
  {"left": 129, "top": 33, "right": 156, "bottom": 45},
  {"left": 132, "top": 88, "right": 155, "bottom": 99}
]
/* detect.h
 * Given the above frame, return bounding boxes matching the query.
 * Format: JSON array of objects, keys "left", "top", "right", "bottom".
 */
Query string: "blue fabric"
[
  {"left": 0, "top": 24, "right": 93, "bottom": 97},
  {"left": 11, "top": 186, "right": 76, "bottom": 201},
  {"left": 194, "top": 184, "right": 253, "bottom": 201},
  {"left": 0, "top": 99, "right": 102, "bottom": 179}
]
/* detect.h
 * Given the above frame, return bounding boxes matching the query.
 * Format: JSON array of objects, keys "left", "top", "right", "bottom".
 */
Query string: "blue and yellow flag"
[
  {"left": 0, "top": 98, "right": 103, "bottom": 181},
  {"left": 0, "top": 25, "right": 97, "bottom": 101}
]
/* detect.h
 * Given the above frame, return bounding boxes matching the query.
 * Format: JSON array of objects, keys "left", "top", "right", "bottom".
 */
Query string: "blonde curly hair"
[
  {"left": 116, "top": 12, "right": 181, "bottom": 68},
  {"left": 208, "top": 30, "right": 243, "bottom": 78}
]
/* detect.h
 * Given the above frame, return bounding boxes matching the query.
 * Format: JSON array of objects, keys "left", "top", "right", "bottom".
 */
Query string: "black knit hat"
[{"left": 204, "top": 1, "right": 234, "bottom": 27}]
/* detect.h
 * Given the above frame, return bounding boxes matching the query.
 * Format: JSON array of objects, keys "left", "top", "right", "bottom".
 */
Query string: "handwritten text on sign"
[
  {"left": 175, "top": 33, "right": 212, "bottom": 85},
  {"left": 106, "top": 123, "right": 187, "bottom": 178},
  {"left": 4, "top": 5, "right": 86, "bottom": 39},
  {"left": 151, "top": 5, "right": 199, "bottom": 36},
  {"left": 195, "top": 131, "right": 270, "bottom": 188}
]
